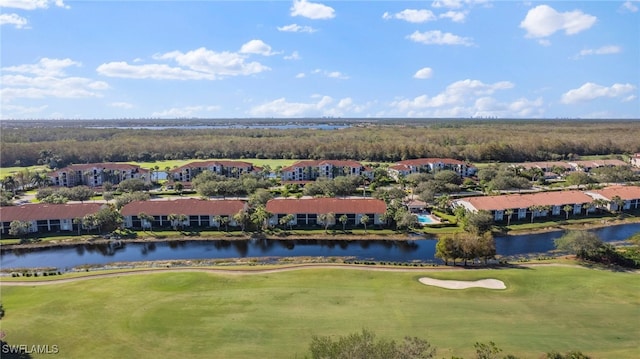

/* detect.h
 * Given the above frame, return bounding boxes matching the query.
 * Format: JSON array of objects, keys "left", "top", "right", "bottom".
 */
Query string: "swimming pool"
[{"left": 417, "top": 214, "right": 435, "bottom": 224}]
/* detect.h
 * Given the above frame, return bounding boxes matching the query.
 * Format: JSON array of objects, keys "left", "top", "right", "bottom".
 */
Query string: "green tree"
[
  {"left": 610, "top": 195, "right": 625, "bottom": 213},
  {"left": 465, "top": 210, "right": 494, "bottom": 235},
  {"left": 318, "top": 212, "right": 335, "bottom": 233},
  {"left": 214, "top": 215, "right": 223, "bottom": 231},
  {"left": 505, "top": 208, "right": 514, "bottom": 226},
  {"left": 279, "top": 214, "right": 295, "bottom": 231},
  {"left": 250, "top": 205, "right": 271, "bottom": 232},
  {"left": 308, "top": 329, "right": 436, "bottom": 359},
  {"left": 138, "top": 212, "right": 154, "bottom": 231},
  {"left": 9, "top": 220, "right": 31, "bottom": 240},
  {"left": 555, "top": 230, "right": 603, "bottom": 259},
  {"left": 562, "top": 204, "right": 573, "bottom": 220},
  {"left": 339, "top": 214, "right": 348, "bottom": 232},
  {"left": 360, "top": 214, "right": 370, "bottom": 233},
  {"left": 233, "top": 209, "right": 250, "bottom": 232}
]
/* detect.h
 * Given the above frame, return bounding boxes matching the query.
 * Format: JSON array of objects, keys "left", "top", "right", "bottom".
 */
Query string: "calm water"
[{"left": 1, "top": 223, "right": 638, "bottom": 270}]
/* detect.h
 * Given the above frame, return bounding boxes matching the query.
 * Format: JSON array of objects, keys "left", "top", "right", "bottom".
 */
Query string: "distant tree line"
[{"left": 2, "top": 120, "right": 639, "bottom": 167}]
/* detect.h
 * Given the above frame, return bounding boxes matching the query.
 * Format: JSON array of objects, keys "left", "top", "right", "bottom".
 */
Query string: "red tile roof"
[
  {"left": 587, "top": 185, "right": 640, "bottom": 201},
  {"left": 461, "top": 190, "right": 593, "bottom": 211},
  {"left": 120, "top": 199, "right": 245, "bottom": 216},
  {"left": 517, "top": 161, "right": 573, "bottom": 170},
  {"left": 266, "top": 198, "right": 386, "bottom": 214},
  {"left": 571, "top": 159, "right": 628, "bottom": 167},
  {"left": 0, "top": 203, "right": 103, "bottom": 222}
]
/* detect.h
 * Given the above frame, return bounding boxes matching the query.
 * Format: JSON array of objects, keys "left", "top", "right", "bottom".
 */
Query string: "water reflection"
[{"left": 1, "top": 223, "right": 638, "bottom": 270}]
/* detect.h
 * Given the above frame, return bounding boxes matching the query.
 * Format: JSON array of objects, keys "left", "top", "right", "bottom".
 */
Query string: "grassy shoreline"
[{"left": 2, "top": 215, "right": 638, "bottom": 252}]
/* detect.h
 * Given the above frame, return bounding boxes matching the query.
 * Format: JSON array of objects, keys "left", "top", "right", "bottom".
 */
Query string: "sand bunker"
[{"left": 419, "top": 277, "right": 506, "bottom": 290}]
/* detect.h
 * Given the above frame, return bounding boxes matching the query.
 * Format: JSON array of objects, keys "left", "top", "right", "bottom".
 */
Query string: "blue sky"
[{"left": 1, "top": 0, "right": 638, "bottom": 119}]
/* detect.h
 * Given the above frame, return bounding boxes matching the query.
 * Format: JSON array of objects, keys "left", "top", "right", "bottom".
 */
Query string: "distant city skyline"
[{"left": 1, "top": 0, "right": 639, "bottom": 120}]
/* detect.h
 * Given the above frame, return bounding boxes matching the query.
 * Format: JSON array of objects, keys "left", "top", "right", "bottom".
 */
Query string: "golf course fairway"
[{"left": 1, "top": 265, "right": 638, "bottom": 358}]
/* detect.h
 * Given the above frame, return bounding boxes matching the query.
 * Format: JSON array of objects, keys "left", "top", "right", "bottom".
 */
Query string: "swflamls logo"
[{"left": 1, "top": 343, "right": 59, "bottom": 355}]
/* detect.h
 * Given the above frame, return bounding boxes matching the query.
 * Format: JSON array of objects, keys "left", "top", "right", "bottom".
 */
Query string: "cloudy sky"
[{"left": 1, "top": 0, "right": 638, "bottom": 119}]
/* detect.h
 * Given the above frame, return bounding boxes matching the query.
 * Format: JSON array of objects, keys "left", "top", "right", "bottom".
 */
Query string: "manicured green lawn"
[{"left": 1, "top": 266, "right": 638, "bottom": 358}]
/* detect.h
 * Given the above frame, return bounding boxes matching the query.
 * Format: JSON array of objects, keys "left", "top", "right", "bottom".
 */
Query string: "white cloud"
[
  {"left": 1, "top": 58, "right": 108, "bottom": 102},
  {"left": 2, "top": 57, "right": 80, "bottom": 76},
  {"left": 0, "top": 104, "right": 48, "bottom": 118},
  {"left": 0, "top": 13, "right": 28, "bottom": 28},
  {"left": 431, "top": 0, "right": 489, "bottom": 9},
  {"left": 98, "top": 47, "right": 270, "bottom": 80},
  {"left": 152, "top": 105, "right": 221, "bottom": 118},
  {"left": 110, "top": 102, "right": 133, "bottom": 109},
  {"left": 250, "top": 96, "right": 333, "bottom": 117},
  {"left": 573, "top": 45, "right": 621, "bottom": 58},
  {"left": 295, "top": 72, "right": 306, "bottom": 78},
  {"left": 277, "top": 23, "right": 317, "bottom": 33},
  {"left": 413, "top": 67, "right": 433, "bottom": 79},
  {"left": 431, "top": 0, "right": 463, "bottom": 9},
  {"left": 520, "top": 5, "right": 597, "bottom": 41},
  {"left": 0, "top": 0, "right": 68, "bottom": 10},
  {"left": 239, "top": 39, "right": 278, "bottom": 56},
  {"left": 561, "top": 82, "right": 636, "bottom": 104},
  {"left": 290, "top": 0, "right": 335, "bottom": 20},
  {"left": 382, "top": 9, "right": 436, "bottom": 23},
  {"left": 390, "top": 79, "right": 514, "bottom": 115},
  {"left": 306, "top": 69, "right": 349, "bottom": 79},
  {"left": 621, "top": 1, "right": 639, "bottom": 12},
  {"left": 439, "top": 10, "right": 466, "bottom": 22},
  {"left": 249, "top": 95, "right": 367, "bottom": 117},
  {"left": 408, "top": 30, "right": 473, "bottom": 46},
  {"left": 284, "top": 51, "right": 301, "bottom": 60}
]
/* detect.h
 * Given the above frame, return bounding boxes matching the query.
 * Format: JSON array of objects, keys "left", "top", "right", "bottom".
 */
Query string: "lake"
[{"left": 1, "top": 223, "right": 638, "bottom": 270}]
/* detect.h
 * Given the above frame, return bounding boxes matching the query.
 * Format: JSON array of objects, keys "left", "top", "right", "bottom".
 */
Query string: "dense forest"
[{"left": 1, "top": 119, "right": 639, "bottom": 168}]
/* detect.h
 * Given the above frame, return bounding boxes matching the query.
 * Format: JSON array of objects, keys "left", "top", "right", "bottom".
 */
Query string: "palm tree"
[
  {"left": 360, "top": 214, "right": 370, "bottom": 234},
  {"left": 214, "top": 215, "right": 223, "bottom": 231},
  {"left": 138, "top": 212, "right": 154, "bottom": 231},
  {"left": 220, "top": 216, "right": 230, "bottom": 232},
  {"left": 279, "top": 214, "right": 295, "bottom": 231},
  {"left": 593, "top": 198, "right": 608, "bottom": 214},
  {"left": 505, "top": 209, "right": 514, "bottom": 226},
  {"left": 610, "top": 195, "right": 625, "bottom": 213},
  {"left": 73, "top": 217, "right": 82, "bottom": 235},
  {"left": 528, "top": 205, "right": 541, "bottom": 223},
  {"left": 562, "top": 205, "right": 573, "bottom": 220},
  {"left": 167, "top": 213, "right": 179, "bottom": 231},
  {"left": 582, "top": 202, "right": 594, "bottom": 216},
  {"left": 339, "top": 214, "right": 348, "bottom": 232},
  {"left": 177, "top": 214, "right": 188, "bottom": 231},
  {"left": 251, "top": 205, "right": 271, "bottom": 232},
  {"left": 233, "top": 209, "right": 249, "bottom": 232},
  {"left": 318, "top": 212, "right": 335, "bottom": 233}
]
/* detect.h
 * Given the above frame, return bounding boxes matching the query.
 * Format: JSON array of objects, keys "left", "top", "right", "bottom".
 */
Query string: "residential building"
[
  {"left": 511, "top": 161, "right": 574, "bottom": 179},
  {"left": 631, "top": 153, "right": 640, "bottom": 168},
  {"left": 265, "top": 197, "right": 386, "bottom": 227},
  {"left": 387, "top": 158, "right": 476, "bottom": 180},
  {"left": 48, "top": 163, "right": 150, "bottom": 188},
  {"left": 0, "top": 203, "right": 103, "bottom": 235},
  {"left": 280, "top": 160, "right": 372, "bottom": 181},
  {"left": 568, "top": 159, "right": 628, "bottom": 172},
  {"left": 170, "top": 160, "right": 258, "bottom": 182},
  {"left": 586, "top": 185, "right": 640, "bottom": 211},
  {"left": 120, "top": 198, "right": 246, "bottom": 229},
  {"left": 453, "top": 190, "right": 595, "bottom": 222}
]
